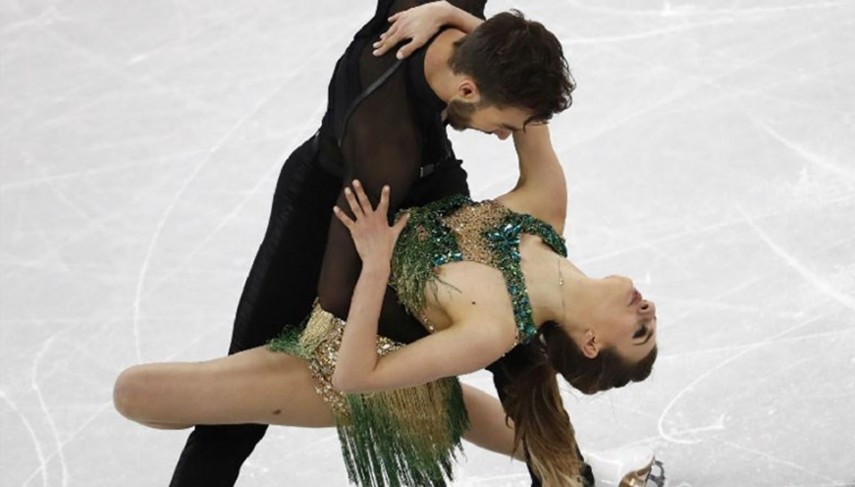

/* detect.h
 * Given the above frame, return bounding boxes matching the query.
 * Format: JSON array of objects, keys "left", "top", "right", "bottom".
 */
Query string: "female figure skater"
[{"left": 114, "top": 123, "right": 660, "bottom": 487}]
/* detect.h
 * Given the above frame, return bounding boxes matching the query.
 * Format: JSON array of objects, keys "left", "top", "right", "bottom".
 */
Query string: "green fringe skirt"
[{"left": 268, "top": 301, "right": 469, "bottom": 487}]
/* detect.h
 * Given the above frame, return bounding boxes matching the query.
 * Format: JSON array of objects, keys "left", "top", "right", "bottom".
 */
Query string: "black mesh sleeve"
[
  {"left": 316, "top": 3, "right": 426, "bottom": 343},
  {"left": 316, "top": 0, "right": 485, "bottom": 342}
]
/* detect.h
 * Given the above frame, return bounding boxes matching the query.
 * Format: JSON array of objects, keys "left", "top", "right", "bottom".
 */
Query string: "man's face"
[{"left": 446, "top": 99, "right": 532, "bottom": 140}]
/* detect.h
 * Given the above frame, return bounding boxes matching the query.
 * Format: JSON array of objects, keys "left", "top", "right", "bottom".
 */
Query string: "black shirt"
[
  {"left": 313, "top": 0, "right": 487, "bottom": 338},
  {"left": 306, "top": 4, "right": 586, "bottom": 483}
]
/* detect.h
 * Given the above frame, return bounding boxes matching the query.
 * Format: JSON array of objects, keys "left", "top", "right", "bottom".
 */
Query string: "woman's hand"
[
  {"left": 333, "top": 180, "right": 409, "bottom": 267},
  {"left": 373, "top": 1, "right": 452, "bottom": 59}
]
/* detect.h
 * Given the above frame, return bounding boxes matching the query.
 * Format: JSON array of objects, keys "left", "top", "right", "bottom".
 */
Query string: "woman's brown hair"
[{"left": 502, "top": 322, "right": 658, "bottom": 486}]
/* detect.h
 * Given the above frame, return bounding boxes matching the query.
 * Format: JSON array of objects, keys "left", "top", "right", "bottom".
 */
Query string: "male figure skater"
[{"left": 168, "top": 1, "right": 584, "bottom": 485}]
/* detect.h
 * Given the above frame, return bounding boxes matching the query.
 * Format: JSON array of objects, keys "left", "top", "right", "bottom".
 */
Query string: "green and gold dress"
[{"left": 268, "top": 195, "right": 567, "bottom": 487}]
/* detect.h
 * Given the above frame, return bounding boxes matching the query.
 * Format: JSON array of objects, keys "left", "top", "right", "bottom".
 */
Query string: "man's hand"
[{"left": 333, "top": 180, "right": 409, "bottom": 267}]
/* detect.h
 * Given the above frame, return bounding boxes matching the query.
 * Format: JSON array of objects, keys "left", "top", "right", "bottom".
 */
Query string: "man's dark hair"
[{"left": 449, "top": 10, "right": 575, "bottom": 124}]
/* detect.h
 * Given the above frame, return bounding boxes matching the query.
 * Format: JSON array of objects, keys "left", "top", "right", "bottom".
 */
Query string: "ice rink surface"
[{"left": 2, "top": 0, "right": 854, "bottom": 485}]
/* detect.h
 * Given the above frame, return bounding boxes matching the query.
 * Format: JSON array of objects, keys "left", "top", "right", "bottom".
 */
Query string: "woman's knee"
[{"left": 113, "top": 365, "right": 150, "bottom": 421}]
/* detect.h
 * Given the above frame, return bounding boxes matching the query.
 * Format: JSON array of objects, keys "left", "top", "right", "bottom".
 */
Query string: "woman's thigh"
[{"left": 114, "top": 347, "right": 334, "bottom": 428}]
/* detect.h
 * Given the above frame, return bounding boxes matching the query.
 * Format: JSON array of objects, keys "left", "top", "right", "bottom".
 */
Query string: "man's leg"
[{"left": 169, "top": 135, "right": 341, "bottom": 486}]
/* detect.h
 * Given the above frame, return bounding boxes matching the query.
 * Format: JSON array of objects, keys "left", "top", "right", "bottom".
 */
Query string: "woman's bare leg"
[
  {"left": 114, "top": 349, "right": 522, "bottom": 459},
  {"left": 113, "top": 347, "right": 334, "bottom": 428},
  {"left": 460, "top": 384, "right": 524, "bottom": 461}
]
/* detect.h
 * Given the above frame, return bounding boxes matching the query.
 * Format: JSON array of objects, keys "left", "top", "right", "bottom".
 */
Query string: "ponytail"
[
  {"left": 503, "top": 322, "right": 658, "bottom": 485},
  {"left": 503, "top": 326, "right": 584, "bottom": 486}
]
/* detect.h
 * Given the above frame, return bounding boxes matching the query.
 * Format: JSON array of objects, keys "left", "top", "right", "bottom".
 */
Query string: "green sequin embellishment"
[{"left": 391, "top": 195, "right": 567, "bottom": 344}]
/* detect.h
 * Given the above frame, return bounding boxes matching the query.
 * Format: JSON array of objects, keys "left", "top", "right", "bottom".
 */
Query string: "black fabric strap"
[{"left": 335, "top": 58, "right": 405, "bottom": 144}]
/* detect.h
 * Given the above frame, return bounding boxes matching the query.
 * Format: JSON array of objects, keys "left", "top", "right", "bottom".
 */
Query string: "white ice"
[{"left": 1, "top": 0, "right": 854, "bottom": 486}]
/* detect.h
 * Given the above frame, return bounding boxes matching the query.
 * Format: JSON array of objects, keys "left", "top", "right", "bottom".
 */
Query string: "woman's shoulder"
[
  {"left": 432, "top": 263, "right": 516, "bottom": 320},
  {"left": 432, "top": 263, "right": 519, "bottom": 344}
]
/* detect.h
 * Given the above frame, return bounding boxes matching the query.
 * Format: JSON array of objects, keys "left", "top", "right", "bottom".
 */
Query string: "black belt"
[
  {"left": 419, "top": 163, "right": 438, "bottom": 178},
  {"left": 316, "top": 130, "right": 442, "bottom": 180}
]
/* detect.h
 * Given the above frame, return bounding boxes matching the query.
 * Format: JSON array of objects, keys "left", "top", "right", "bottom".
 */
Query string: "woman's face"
[{"left": 585, "top": 275, "right": 658, "bottom": 363}]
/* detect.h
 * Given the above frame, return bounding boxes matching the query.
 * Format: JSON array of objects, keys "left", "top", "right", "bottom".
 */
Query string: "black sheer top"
[{"left": 314, "top": 0, "right": 486, "bottom": 342}]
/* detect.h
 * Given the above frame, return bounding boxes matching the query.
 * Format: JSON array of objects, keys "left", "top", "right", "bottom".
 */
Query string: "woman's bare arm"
[
  {"left": 330, "top": 182, "right": 514, "bottom": 393},
  {"left": 373, "top": 1, "right": 485, "bottom": 59},
  {"left": 335, "top": 315, "right": 515, "bottom": 393},
  {"left": 496, "top": 124, "right": 568, "bottom": 234}
]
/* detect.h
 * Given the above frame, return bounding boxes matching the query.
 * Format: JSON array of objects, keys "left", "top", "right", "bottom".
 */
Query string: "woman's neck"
[{"left": 522, "top": 241, "right": 588, "bottom": 328}]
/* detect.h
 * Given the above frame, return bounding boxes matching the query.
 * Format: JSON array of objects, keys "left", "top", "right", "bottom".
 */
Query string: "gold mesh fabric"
[
  {"left": 441, "top": 200, "right": 509, "bottom": 266},
  {"left": 274, "top": 302, "right": 469, "bottom": 487},
  {"left": 299, "top": 303, "right": 403, "bottom": 415}
]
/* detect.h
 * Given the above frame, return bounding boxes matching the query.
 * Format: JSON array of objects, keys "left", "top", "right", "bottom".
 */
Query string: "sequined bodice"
[{"left": 391, "top": 195, "right": 567, "bottom": 344}]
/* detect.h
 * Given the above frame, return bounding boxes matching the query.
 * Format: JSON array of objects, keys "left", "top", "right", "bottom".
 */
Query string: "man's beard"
[{"left": 446, "top": 98, "right": 478, "bottom": 131}]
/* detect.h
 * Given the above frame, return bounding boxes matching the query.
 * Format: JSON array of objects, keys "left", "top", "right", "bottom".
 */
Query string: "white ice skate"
[{"left": 584, "top": 446, "right": 665, "bottom": 487}]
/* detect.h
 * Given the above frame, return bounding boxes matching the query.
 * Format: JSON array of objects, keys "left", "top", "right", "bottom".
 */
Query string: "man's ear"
[
  {"left": 456, "top": 78, "right": 481, "bottom": 104},
  {"left": 581, "top": 330, "right": 600, "bottom": 359}
]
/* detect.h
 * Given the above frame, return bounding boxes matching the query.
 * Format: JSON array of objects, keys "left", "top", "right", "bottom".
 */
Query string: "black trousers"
[
  {"left": 168, "top": 135, "right": 339, "bottom": 486},
  {"left": 168, "top": 135, "right": 594, "bottom": 486}
]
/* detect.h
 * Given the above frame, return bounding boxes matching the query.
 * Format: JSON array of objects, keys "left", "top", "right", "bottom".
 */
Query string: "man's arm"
[{"left": 316, "top": 53, "right": 422, "bottom": 319}]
